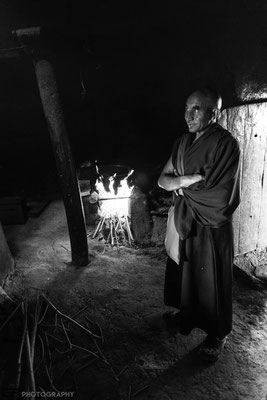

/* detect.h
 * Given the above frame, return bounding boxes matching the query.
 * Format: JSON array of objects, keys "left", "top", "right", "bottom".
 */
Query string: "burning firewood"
[
  {"left": 90, "top": 169, "right": 135, "bottom": 249},
  {"left": 92, "top": 214, "right": 134, "bottom": 248}
]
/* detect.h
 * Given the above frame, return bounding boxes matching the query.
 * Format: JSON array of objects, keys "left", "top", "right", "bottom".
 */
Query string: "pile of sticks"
[
  {"left": 92, "top": 213, "right": 134, "bottom": 249},
  {"left": 0, "top": 293, "right": 152, "bottom": 399},
  {"left": 0, "top": 294, "right": 117, "bottom": 398}
]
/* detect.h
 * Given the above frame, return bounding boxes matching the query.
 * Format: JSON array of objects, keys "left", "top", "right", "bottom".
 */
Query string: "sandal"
[{"left": 198, "top": 335, "right": 227, "bottom": 362}]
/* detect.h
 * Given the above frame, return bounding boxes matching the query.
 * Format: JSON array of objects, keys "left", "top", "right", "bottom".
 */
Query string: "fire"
[
  {"left": 92, "top": 169, "right": 135, "bottom": 247},
  {"left": 95, "top": 170, "right": 134, "bottom": 218}
]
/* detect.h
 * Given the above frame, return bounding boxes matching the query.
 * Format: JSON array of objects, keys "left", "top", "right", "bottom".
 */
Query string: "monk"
[{"left": 158, "top": 88, "right": 241, "bottom": 362}]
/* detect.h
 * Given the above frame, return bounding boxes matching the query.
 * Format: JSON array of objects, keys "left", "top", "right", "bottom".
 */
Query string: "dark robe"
[{"left": 164, "top": 123, "right": 241, "bottom": 339}]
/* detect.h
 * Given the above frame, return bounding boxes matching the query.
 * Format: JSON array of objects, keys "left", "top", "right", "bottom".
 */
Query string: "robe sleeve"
[
  {"left": 183, "top": 134, "right": 241, "bottom": 227},
  {"left": 171, "top": 137, "right": 182, "bottom": 169}
]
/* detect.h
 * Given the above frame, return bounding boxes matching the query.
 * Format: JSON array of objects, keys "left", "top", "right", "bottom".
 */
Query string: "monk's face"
[{"left": 184, "top": 92, "right": 215, "bottom": 133}]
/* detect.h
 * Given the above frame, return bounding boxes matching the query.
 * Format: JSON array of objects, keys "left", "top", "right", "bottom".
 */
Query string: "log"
[
  {"left": 130, "top": 187, "right": 152, "bottom": 244},
  {"left": 34, "top": 59, "right": 88, "bottom": 266}
]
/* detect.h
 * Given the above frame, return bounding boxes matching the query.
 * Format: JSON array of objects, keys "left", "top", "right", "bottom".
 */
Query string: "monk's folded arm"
[
  {"left": 158, "top": 156, "right": 204, "bottom": 191},
  {"left": 158, "top": 173, "right": 184, "bottom": 191}
]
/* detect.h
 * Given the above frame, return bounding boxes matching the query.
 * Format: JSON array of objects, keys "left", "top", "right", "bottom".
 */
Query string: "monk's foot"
[{"left": 198, "top": 335, "right": 227, "bottom": 362}]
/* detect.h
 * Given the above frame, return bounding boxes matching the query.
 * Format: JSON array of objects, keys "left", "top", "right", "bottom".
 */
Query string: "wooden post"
[
  {"left": 0, "top": 222, "right": 15, "bottom": 285},
  {"left": 34, "top": 58, "right": 89, "bottom": 266}
]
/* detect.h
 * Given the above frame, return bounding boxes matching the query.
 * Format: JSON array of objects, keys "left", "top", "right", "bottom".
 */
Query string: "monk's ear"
[{"left": 212, "top": 108, "right": 221, "bottom": 121}]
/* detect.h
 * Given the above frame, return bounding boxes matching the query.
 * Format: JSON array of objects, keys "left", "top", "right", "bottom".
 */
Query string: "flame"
[{"left": 96, "top": 170, "right": 134, "bottom": 218}]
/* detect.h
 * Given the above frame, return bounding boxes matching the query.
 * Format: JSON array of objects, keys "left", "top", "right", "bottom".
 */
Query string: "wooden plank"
[
  {"left": 253, "top": 103, "right": 267, "bottom": 249},
  {"left": 219, "top": 106, "right": 244, "bottom": 255},
  {"left": 238, "top": 104, "right": 267, "bottom": 253},
  {"left": 220, "top": 103, "right": 267, "bottom": 255}
]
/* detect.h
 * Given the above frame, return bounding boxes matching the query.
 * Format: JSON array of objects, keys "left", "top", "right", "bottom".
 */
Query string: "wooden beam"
[{"left": 34, "top": 58, "right": 89, "bottom": 266}]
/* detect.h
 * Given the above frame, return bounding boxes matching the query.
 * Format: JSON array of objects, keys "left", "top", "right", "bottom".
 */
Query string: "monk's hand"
[{"left": 181, "top": 174, "right": 204, "bottom": 188}]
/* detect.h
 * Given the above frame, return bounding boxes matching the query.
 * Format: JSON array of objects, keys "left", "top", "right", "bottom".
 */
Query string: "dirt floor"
[{"left": 1, "top": 200, "right": 267, "bottom": 400}]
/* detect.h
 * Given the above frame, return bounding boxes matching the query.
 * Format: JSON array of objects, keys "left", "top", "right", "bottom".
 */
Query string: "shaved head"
[
  {"left": 192, "top": 88, "right": 222, "bottom": 111},
  {"left": 184, "top": 88, "right": 222, "bottom": 133}
]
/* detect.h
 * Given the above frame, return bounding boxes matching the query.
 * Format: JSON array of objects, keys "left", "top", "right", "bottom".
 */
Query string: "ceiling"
[{"left": 0, "top": 0, "right": 267, "bottom": 174}]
